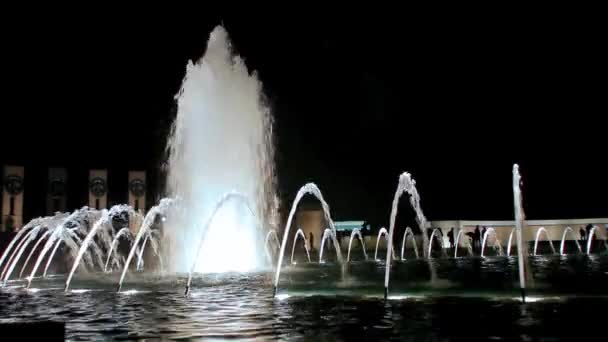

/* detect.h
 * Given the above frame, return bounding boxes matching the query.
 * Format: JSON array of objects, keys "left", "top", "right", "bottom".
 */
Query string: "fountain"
[
  {"left": 401, "top": 227, "right": 419, "bottom": 260},
  {"left": 104, "top": 227, "right": 134, "bottom": 273},
  {"left": 290, "top": 228, "right": 311, "bottom": 264},
  {"left": 165, "top": 25, "right": 277, "bottom": 276},
  {"left": 264, "top": 230, "right": 280, "bottom": 263},
  {"left": 400, "top": 227, "right": 418, "bottom": 260},
  {"left": 3, "top": 22, "right": 608, "bottom": 340},
  {"left": 506, "top": 228, "right": 516, "bottom": 257},
  {"left": 66, "top": 205, "right": 137, "bottom": 291},
  {"left": 184, "top": 192, "right": 265, "bottom": 296},
  {"left": 454, "top": 229, "right": 473, "bottom": 258},
  {"left": 347, "top": 228, "right": 368, "bottom": 262},
  {"left": 559, "top": 226, "right": 582, "bottom": 255},
  {"left": 0, "top": 217, "right": 48, "bottom": 272},
  {"left": 374, "top": 227, "right": 397, "bottom": 261},
  {"left": 480, "top": 228, "right": 504, "bottom": 257},
  {"left": 0, "top": 212, "right": 77, "bottom": 282},
  {"left": 427, "top": 228, "right": 448, "bottom": 258},
  {"left": 586, "top": 225, "right": 607, "bottom": 255},
  {"left": 533, "top": 227, "right": 556, "bottom": 256},
  {"left": 1, "top": 225, "right": 46, "bottom": 283},
  {"left": 43, "top": 227, "right": 96, "bottom": 279},
  {"left": 26, "top": 208, "right": 97, "bottom": 288},
  {"left": 273, "top": 183, "right": 343, "bottom": 295},
  {"left": 19, "top": 229, "right": 53, "bottom": 278},
  {"left": 319, "top": 228, "right": 348, "bottom": 264},
  {"left": 1, "top": 225, "right": 50, "bottom": 284},
  {"left": 384, "top": 172, "right": 432, "bottom": 299},
  {"left": 136, "top": 229, "right": 163, "bottom": 272},
  {"left": 118, "top": 199, "right": 175, "bottom": 292},
  {"left": 513, "top": 164, "right": 528, "bottom": 302},
  {"left": 319, "top": 228, "right": 335, "bottom": 263}
]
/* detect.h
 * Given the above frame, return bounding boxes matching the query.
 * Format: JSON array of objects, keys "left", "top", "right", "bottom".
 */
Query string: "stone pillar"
[
  {"left": 128, "top": 171, "right": 146, "bottom": 235},
  {"left": 2, "top": 166, "right": 25, "bottom": 232},
  {"left": 46, "top": 168, "right": 67, "bottom": 215},
  {"left": 88, "top": 169, "right": 108, "bottom": 210},
  {"left": 128, "top": 171, "right": 146, "bottom": 213}
]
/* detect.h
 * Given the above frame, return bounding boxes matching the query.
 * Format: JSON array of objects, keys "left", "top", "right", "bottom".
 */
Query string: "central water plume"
[
  {"left": 383, "top": 172, "right": 431, "bottom": 298},
  {"left": 165, "top": 25, "right": 277, "bottom": 274}
]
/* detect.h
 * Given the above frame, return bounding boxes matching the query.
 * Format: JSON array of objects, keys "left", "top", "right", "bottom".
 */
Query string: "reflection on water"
[{"left": 0, "top": 255, "right": 607, "bottom": 340}]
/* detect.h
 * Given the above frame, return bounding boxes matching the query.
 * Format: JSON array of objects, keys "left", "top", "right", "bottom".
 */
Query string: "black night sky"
[{"left": 0, "top": 11, "right": 606, "bottom": 229}]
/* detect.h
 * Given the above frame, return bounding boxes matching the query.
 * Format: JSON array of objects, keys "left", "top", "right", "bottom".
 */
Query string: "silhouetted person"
[
  {"left": 309, "top": 232, "right": 314, "bottom": 250},
  {"left": 580, "top": 227, "right": 586, "bottom": 241},
  {"left": 474, "top": 226, "right": 481, "bottom": 252},
  {"left": 447, "top": 227, "right": 455, "bottom": 248}
]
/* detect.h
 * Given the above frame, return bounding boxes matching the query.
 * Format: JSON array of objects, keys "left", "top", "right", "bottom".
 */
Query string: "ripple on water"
[{"left": 0, "top": 259, "right": 608, "bottom": 340}]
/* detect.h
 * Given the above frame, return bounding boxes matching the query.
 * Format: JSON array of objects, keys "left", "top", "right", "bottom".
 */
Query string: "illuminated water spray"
[
  {"left": 165, "top": 25, "right": 277, "bottom": 274},
  {"left": 513, "top": 164, "right": 528, "bottom": 302}
]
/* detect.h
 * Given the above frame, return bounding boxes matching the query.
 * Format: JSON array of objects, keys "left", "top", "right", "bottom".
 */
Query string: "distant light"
[
  {"left": 27, "top": 288, "right": 40, "bottom": 293},
  {"left": 161, "top": 216, "right": 166, "bottom": 222},
  {"left": 291, "top": 261, "right": 297, "bottom": 265}
]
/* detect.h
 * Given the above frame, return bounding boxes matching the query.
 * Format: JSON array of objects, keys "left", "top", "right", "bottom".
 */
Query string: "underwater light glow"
[
  {"left": 275, "top": 293, "right": 290, "bottom": 301},
  {"left": 195, "top": 201, "right": 263, "bottom": 273}
]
